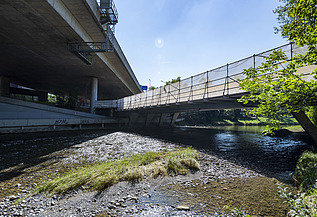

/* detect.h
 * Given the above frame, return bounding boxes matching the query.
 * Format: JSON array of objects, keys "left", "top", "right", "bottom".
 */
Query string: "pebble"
[
  {"left": 176, "top": 205, "right": 190, "bottom": 211},
  {"left": 0, "top": 131, "right": 261, "bottom": 216}
]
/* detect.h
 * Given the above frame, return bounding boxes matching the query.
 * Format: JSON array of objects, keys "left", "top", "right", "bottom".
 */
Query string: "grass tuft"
[{"left": 36, "top": 147, "right": 200, "bottom": 196}]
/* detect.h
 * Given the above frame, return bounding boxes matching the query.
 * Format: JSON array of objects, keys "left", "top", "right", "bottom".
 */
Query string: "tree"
[
  {"left": 238, "top": 0, "right": 317, "bottom": 140},
  {"left": 165, "top": 77, "right": 181, "bottom": 85}
]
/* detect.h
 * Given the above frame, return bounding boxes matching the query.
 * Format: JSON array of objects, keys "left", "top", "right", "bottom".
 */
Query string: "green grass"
[
  {"left": 238, "top": 116, "right": 298, "bottom": 125},
  {"left": 36, "top": 147, "right": 200, "bottom": 196},
  {"left": 283, "top": 125, "right": 304, "bottom": 132}
]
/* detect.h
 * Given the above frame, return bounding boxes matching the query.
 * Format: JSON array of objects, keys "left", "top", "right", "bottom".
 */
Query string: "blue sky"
[{"left": 114, "top": 0, "right": 287, "bottom": 88}]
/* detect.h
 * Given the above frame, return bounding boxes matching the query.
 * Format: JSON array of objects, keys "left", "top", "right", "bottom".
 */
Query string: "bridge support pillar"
[
  {"left": 90, "top": 77, "right": 98, "bottom": 114},
  {"left": 170, "top": 112, "right": 180, "bottom": 127},
  {"left": 292, "top": 111, "right": 317, "bottom": 145},
  {"left": 159, "top": 113, "right": 168, "bottom": 127},
  {"left": 0, "top": 76, "right": 10, "bottom": 97},
  {"left": 129, "top": 113, "right": 139, "bottom": 128},
  {"left": 145, "top": 114, "right": 155, "bottom": 127}
]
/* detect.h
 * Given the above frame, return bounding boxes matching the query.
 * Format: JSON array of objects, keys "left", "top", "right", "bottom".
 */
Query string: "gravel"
[{"left": 0, "top": 131, "right": 261, "bottom": 216}]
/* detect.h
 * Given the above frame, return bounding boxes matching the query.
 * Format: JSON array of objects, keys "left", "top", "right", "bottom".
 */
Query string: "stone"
[
  {"left": 8, "top": 195, "right": 17, "bottom": 201},
  {"left": 176, "top": 206, "right": 190, "bottom": 211}
]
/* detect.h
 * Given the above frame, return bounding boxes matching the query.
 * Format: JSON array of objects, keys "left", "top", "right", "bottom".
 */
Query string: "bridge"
[
  {"left": 95, "top": 43, "right": 316, "bottom": 128},
  {"left": 0, "top": 0, "right": 142, "bottom": 133},
  {"left": 0, "top": 1, "right": 315, "bottom": 133}
]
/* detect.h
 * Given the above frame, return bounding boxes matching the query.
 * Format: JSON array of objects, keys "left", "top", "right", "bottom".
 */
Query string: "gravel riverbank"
[{"left": 0, "top": 130, "right": 291, "bottom": 216}]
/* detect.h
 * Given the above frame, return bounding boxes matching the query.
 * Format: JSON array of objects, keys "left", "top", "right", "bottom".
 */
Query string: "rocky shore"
[{"left": 0, "top": 130, "right": 291, "bottom": 216}]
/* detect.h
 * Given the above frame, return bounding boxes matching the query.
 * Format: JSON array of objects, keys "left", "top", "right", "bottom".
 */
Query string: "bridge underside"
[
  {"left": 0, "top": 0, "right": 141, "bottom": 100},
  {"left": 112, "top": 95, "right": 258, "bottom": 129},
  {"left": 117, "top": 95, "right": 253, "bottom": 114}
]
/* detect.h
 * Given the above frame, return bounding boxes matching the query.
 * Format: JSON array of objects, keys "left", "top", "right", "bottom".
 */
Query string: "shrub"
[{"left": 293, "top": 151, "right": 317, "bottom": 190}]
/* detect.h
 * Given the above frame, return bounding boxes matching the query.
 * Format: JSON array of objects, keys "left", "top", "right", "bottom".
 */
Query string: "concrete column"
[
  {"left": 0, "top": 76, "right": 10, "bottom": 97},
  {"left": 129, "top": 112, "right": 139, "bottom": 128},
  {"left": 90, "top": 77, "right": 98, "bottom": 113},
  {"left": 170, "top": 112, "right": 180, "bottom": 127},
  {"left": 159, "top": 113, "right": 168, "bottom": 127},
  {"left": 145, "top": 114, "right": 155, "bottom": 127}
]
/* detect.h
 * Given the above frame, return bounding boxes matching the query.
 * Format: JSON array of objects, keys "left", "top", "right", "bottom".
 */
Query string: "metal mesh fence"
[{"left": 97, "top": 43, "right": 309, "bottom": 111}]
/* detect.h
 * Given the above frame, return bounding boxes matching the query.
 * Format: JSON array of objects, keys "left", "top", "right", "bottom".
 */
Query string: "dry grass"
[{"left": 36, "top": 147, "right": 200, "bottom": 196}]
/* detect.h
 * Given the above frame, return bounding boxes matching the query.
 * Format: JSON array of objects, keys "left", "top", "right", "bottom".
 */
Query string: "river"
[
  {"left": 0, "top": 126, "right": 315, "bottom": 216},
  {"left": 135, "top": 126, "right": 314, "bottom": 179}
]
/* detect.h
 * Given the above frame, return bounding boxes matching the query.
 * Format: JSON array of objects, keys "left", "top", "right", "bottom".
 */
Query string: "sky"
[{"left": 114, "top": 0, "right": 288, "bottom": 88}]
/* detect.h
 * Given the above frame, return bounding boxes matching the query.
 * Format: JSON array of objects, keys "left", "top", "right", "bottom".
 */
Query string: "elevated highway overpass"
[
  {"left": 0, "top": 0, "right": 143, "bottom": 133},
  {"left": 0, "top": 0, "right": 141, "bottom": 101}
]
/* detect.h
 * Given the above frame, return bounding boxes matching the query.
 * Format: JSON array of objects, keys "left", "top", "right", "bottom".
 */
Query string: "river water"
[
  {"left": 0, "top": 126, "right": 315, "bottom": 216},
  {"left": 132, "top": 126, "right": 315, "bottom": 216},
  {"left": 136, "top": 126, "right": 314, "bottom": 179}
]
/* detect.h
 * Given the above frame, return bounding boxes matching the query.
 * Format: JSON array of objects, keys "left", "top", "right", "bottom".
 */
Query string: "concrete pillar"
[
  {"left": 159, "top": 113, "right": 168, "bottom": 127},
  {"left": 90, "top": 77, "right": 98, "bottom": 113},
  {"left": 145, "top": 114, "right": 155, "bottom": 127},
  {"left": 170, "top": 112, "right": 180, "bottom": 127},
  {"left": 0, "top": 76, "right": 10, "bottom": 97},
  {"left": 129, "top": 112, "right": 139, "bottom": 128}
]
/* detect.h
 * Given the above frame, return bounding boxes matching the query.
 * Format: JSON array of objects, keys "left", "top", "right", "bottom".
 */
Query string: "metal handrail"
[{"left": 96, "top": 43, "right": 309, "bottom": 111}]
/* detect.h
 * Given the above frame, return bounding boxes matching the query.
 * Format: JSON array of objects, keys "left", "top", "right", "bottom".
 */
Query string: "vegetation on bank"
[
  {"left": 278, "top": 151, "right": 317, "bottom": 216},
  {"left": 36, "top": 148, "right": 200, "bottom": 196},
  {"left": 177, "top": 109, "right": 300, "bottom": 128}
]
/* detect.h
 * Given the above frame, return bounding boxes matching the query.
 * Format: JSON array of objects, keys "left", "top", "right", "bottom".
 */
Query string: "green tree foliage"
[
  {"left": 307, "top": 106, "right": 317, "bottom": 126},
  {"left": 182, "top": 109, "right": 243, "bottom": 126},
  {"left": 238, "top": 0, "right": 317, "bottom": 134},
  {"left": 165, "top": 76, "right": 181, "bottom": 85},
  {"left": 149, "top": 86, "right": 156, "bottom": 90}
]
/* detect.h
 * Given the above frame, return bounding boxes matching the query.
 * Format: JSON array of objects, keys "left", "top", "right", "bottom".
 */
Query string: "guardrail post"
[
  {"left": 157, "top": 87, "right": 162, "bottom": 106},
  {"left": 178, "top": 81, "right": 180, "bottom": 103},
  {"left": 290, "top": 42, "right": 293, "bottom": 61},
  {"left": 188, "top": 76, "right": 193, "bottom": 102},
  {"left": 227, "top": 63, "right": 229, "bottom": 96},
  {"left": 203, "top": 71, "right": 209, "bottom": 99},
  {"left": 253, "top": 54, "right": 256, "bottom": 69}
]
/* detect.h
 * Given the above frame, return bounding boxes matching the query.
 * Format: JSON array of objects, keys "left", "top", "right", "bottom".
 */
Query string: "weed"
[
  {"left": 278, "top": 183, "right": 317, "bottom": 216},
  {"left": 36, "top": 147, "right": 200, "bottom": 196}
]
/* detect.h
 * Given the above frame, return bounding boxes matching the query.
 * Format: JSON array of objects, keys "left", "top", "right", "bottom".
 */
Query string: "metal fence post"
[
  {"left": 253, "top": 54, "right": 256, "bottom": 69},
  {"left": 226, "top": 64, "right": 229, "bottom": 96},
  {"left": 290, "top": 42, "right": 293, "bottom": 61},
  {"left": 178, "top": 81, "right": 180, "bottom": 103}
]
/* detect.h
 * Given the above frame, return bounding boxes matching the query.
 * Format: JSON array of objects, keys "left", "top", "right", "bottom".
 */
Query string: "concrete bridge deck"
[{"left": 0, "top": 0, "right": 141, "bottom": 100}]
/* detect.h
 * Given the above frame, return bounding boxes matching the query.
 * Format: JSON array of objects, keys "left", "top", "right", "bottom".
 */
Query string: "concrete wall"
[{"left": 0, "top": 97, "right": 116, "bottom": 133}]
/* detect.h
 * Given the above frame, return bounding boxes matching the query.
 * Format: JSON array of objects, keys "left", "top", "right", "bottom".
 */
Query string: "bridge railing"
[{"left": 96, "top": 43, "right": 308, "bottom": 111}]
